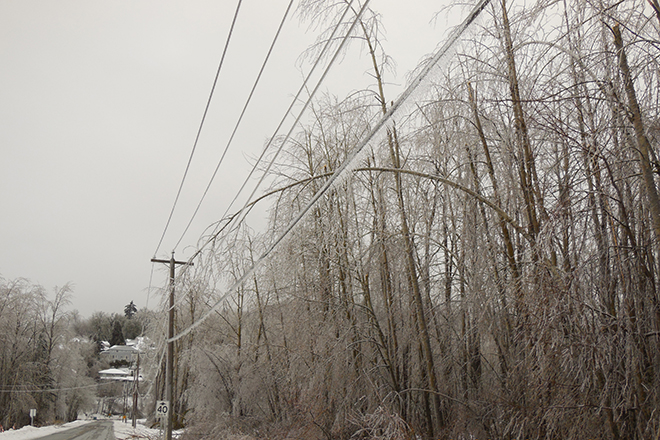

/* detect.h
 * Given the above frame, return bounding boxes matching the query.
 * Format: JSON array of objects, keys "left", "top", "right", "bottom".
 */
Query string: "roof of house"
[
  {"left": 102, "top": 345, "right": 139, "bottom": 353},
  {"left": 98, "top": 368, "right": 131, "bottom": 376},
  {"left": 98, "top": 368, "right": 143, "bottom": 382}
]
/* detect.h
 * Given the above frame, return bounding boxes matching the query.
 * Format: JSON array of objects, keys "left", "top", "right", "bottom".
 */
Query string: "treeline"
[
  {"left": 74, "top": 303, "right": 146, "bottom": 352},
  {"left": 0, "top": 278, "right": 148, "bottom": 427},
  {"left": 163, "top": 1, "right": 660, "bottom": 439},
  {"left": 0, "top": 279, "right": 97, "bottom": 427}
]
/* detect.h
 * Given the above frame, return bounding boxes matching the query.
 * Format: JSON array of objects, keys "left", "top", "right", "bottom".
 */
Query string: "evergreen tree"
[
  {"left": 124, "top": 300, "right": 137, "bottom": 319},
  {"left": 109, "top": 319, "right": 124, "bottom": 346}
]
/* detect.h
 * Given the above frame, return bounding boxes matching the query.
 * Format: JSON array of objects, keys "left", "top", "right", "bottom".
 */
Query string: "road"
[{"left": 34, "top": 421, "right": 115, "bottom": 440}]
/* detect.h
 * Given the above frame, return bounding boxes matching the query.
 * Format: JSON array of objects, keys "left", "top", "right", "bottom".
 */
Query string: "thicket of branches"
[
  {"left": 0, "top": 279, "right": 97, "bottom": 427},
  {"left": 0, "top": 279, "right": 152, "bottom": 427},
  {"left": 166, "top": 1, "right": 660, "bottom": 438}
]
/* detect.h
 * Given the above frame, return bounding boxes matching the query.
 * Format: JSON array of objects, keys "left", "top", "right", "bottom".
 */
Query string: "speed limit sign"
[{"left": 155, "top": 400, "right": 170, "bottom": 420}]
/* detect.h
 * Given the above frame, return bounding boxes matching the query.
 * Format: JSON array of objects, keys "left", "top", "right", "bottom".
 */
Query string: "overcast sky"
[{"left": 0, "top": 0, "right": 463, "bottom": 317}]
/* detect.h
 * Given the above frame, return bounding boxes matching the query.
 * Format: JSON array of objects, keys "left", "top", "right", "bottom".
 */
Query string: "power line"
[
  {"left": 0, "top": 381, "right": 119, "bottom": 394},
  {"left": 167, "top": 0, "right": 373, "bottom": 343},
  {"left": 168, "top": 0, "right": 492, "bottom": 344},
  {"left": 143, "top": 0, "right": 365, "bottom": 338},
  {"left": 186, "top": 0, "right": 362, "bottom": 263},
  {"left": 173, "top": 0, "right": 296, "bottom": 251},
  {"left": 153, "top": 0, "right": 244, "bottom": 258},
  {"left": 145, "top": 259, "right": 157, "bottom": 312}
]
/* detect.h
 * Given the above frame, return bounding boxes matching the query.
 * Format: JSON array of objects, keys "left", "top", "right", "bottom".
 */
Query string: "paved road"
[{"left": 34, "top": 421, "right": 115, "bottom": 440}]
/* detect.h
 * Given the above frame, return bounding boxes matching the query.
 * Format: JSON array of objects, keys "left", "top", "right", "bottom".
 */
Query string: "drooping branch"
[
  {"left": 355, "top": 166, "right": 531, "bottom": 242},
  {"left": 252, "top": 166, "right": 529, "bottom": 243}
]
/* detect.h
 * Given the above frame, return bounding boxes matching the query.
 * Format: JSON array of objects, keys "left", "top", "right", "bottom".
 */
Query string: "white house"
[
  {"left": 98, "top": 367, "right": 143, "bottom": 382},
  {"left": 100, "top": 345, "right": 139, "bottom": 363}
]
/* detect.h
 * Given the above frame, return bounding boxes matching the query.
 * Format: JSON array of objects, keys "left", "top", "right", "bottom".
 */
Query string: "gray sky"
[{"left": 0, "top": 0, "right": 460, "bottom": 317}]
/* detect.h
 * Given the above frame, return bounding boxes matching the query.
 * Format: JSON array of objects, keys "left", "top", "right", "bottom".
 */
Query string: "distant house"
[
  {"left": 125, "top": 336, "right": 150, "bottom": 351},
  {"left": 98, "top": 367, "right": 142, "bottom": 382},
  {"left": 100, "top": 345, "right": 139, "bottom": 364}
]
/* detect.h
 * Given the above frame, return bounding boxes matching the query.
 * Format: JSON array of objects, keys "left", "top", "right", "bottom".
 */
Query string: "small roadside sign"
[
  {"left": 29, "top": 409, "right": 36, "bottom": 426},
  {"left": 155, "top": 401, "right": 169, "bottom": 420}
]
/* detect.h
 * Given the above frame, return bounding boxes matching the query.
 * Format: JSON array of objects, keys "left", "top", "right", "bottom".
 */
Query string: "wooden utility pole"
[
  {"left": 151, "top": 252, "right": 192, "bottom": 440},
  {"left": 132, "top": 352, "right": 140, "bottom": 428}
]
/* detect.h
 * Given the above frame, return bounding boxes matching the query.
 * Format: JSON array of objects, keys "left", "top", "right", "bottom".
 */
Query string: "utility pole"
[
  {"left": 132, "top": 352, "right": 140, "bottom": 428},
  {"left": 151, "top": 252, "right": 192, "bottom": 440}
]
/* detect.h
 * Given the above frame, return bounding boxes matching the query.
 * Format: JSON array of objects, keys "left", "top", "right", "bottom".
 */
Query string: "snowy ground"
[
  {"left": 113, "top": 419, "right": 166, "bottom": 439},
  {"left": 0, "top": 418, "right": 180, "bottom": 440},
  {"left": 0, "top": 420, "right": 92, "bottom": 440}
]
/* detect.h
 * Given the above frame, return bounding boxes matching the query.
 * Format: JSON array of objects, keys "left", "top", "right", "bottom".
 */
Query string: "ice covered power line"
[
  {"left": 153, "top": 0, "right": 244, "bottom": 258},
  {"left": 0, "top": 382, "right": 119, "bottom": 394},
  {"left": 190, "top": 0, "right": 362, "bottom": 256},
  {"left": 173, "top": 0, "right": 296, "bottom": 251},
  {"left": 138, "top": 0, "right": 367, "bottom": 334},
  {"left": 168, "top": 0, "right": 493, "bottom": 344},
  {"left": 167, "top": 0, "right": 362, "bottom": 272}
]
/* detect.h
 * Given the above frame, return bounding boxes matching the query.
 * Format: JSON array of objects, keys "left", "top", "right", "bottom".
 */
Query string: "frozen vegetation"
[{"left": 3, "top": 0, "right": 660, "bottom": 439}]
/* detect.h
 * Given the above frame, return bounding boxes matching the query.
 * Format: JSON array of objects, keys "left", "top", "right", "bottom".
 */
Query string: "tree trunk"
[{"left": 612, "top": 24, "right": 660, "bottom": 254}]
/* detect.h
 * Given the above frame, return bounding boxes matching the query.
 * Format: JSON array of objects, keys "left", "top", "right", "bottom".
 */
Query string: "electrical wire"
[
  {"left": 167, "top": 0, "right": 373, "bottom": 343},
  {"left": 179, "top": 0, "right": 361, "bottom": 268},
  {"left": 148, "top": 0, "right": 245, "bottom": 347},
  {"left": 140, "top": 0, "right": 364, "bottom": 339},
  {"left": 153, "top": 0, "right": 244, "bottom": 258},
  {"left": 144, "top": 260, "right": 156, "bottom": 312},
  {"left": 168, "top": 0, "right": 492, "bottom": 344},
  {"left": 173, "top": 0, "right": 296, "bottom": 251},
  {"left": 0, "top": 381, "right": 121, "bottom": 394},
  {"left": 141, "top": 338, "right": 168, "bottom": 401}
]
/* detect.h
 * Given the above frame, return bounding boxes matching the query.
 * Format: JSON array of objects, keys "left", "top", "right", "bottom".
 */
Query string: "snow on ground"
[
  {"left": 0, "top": 418, "right": 181, "bottom": 440},
  {"left": 113, "top": 419, "right": 165, "bottom": 439},
  {"left": 113, "top": 419, "right": 184, "bottom": 439},
  {"left": 0, "top": 420, "right": 91, "bottom": 440}
]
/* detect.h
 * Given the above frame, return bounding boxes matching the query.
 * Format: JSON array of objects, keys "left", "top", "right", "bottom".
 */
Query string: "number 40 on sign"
[{"left": 155, "top": 401, "right": 169, "bottom": 420}]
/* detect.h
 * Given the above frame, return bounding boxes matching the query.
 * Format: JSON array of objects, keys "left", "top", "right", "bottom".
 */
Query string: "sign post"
[
  {"left": 29, "top": 409, "right": 36, "bottom": 426},
  {"left": 155, "top": 400, "right": 169, "bottom": 421}
]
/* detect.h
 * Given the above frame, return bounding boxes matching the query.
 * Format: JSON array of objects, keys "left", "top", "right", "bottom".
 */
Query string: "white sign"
[
  {"left": 29, "top": 409, "right": 36, "bottom": 417},
  {"left": 155, "top": 400, "right": 169, "bottom": 420}
]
